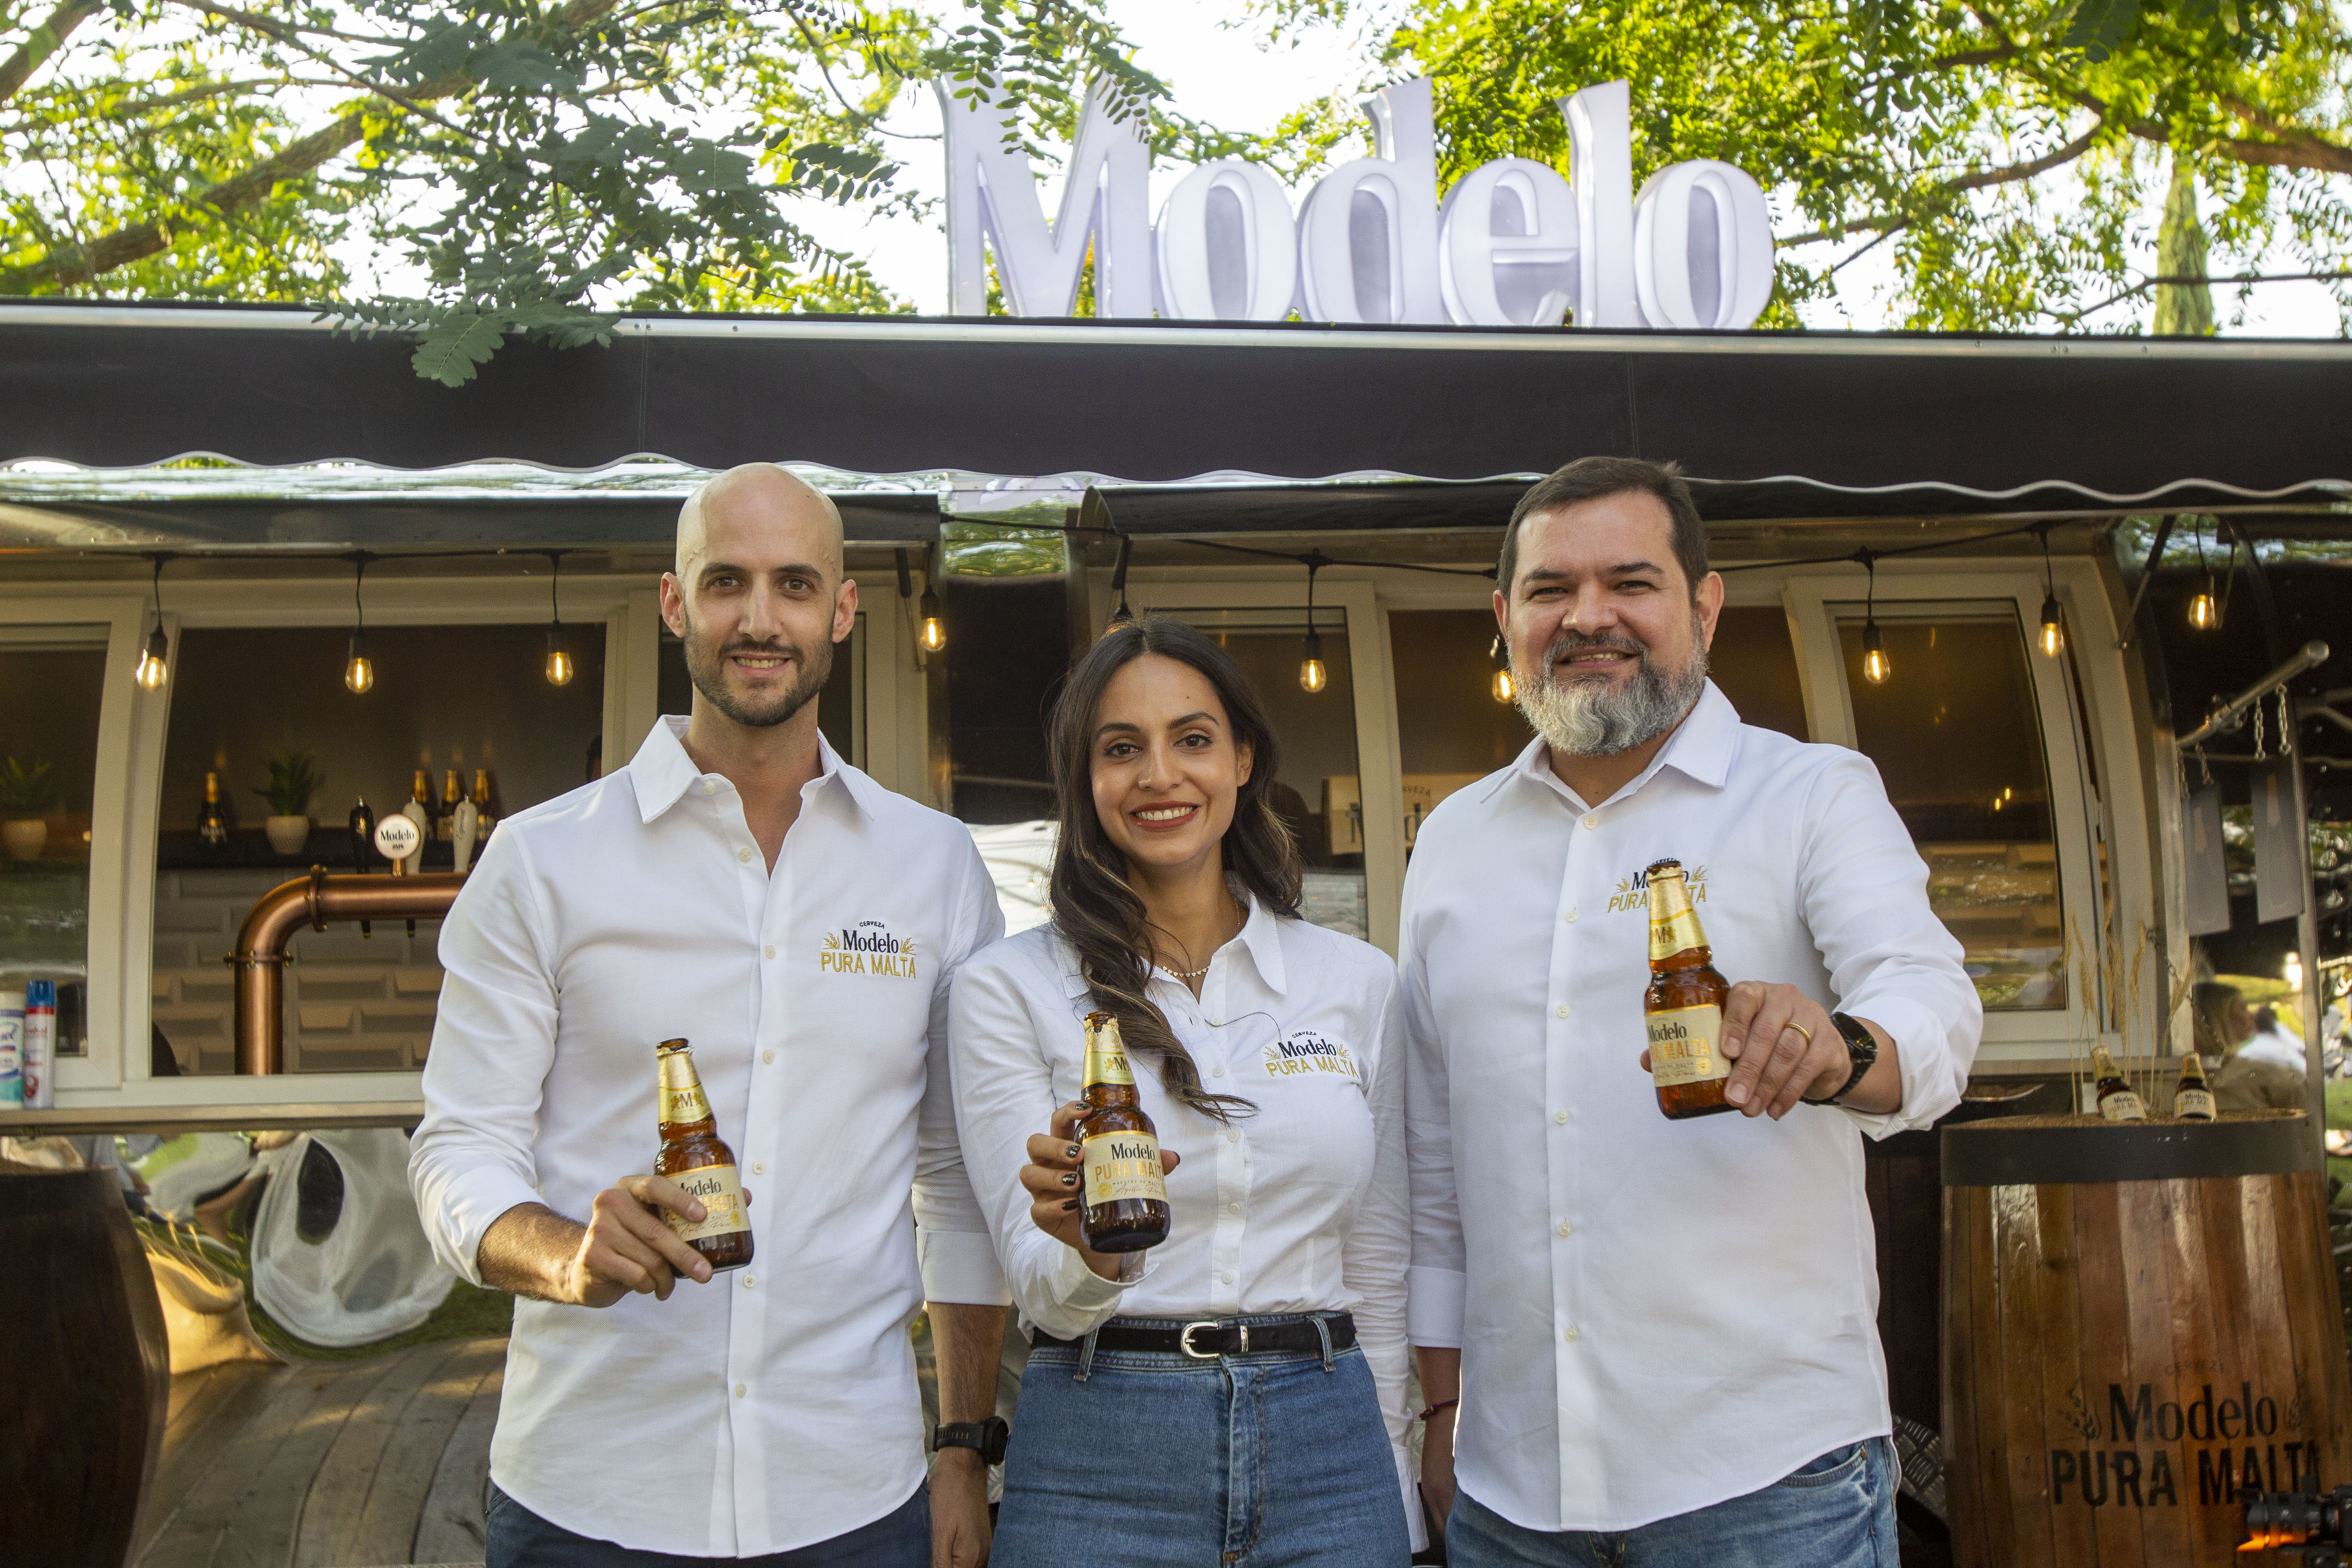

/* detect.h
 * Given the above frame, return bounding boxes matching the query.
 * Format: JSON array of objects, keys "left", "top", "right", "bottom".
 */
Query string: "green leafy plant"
[
  {"left": 253, "top": 751, "right": 321, "bottom": 818},
  {"left": 0, "top": 756, "right": 56, "bottom": 814}
]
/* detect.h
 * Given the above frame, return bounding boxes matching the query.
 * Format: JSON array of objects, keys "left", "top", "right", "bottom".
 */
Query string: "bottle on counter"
[
  {"left": 654, "top": 1040, "right": 754, "bottom": 1274},
  {"left": 437, "top": 769, "right": 463, "bottom": 842},
  {"left": 0, "top": 989, "right": 23, "bottom": 1109},
  {"left": 1076, "top": 1011, "right": 1171, "bottom": 1253},
  {"left": 471, "top": 769, "right": 497, "bottom": 839},
  {"left": 198, "top": 771, "right": 232, "bottom": 850},
  {"left": 20, "top": 980, "right": 54, "bottom": 1110},
  {"left": 2172, "top": 1048, "right": 2216, "bottom": 1122},
  {"left": 2092, "top": 1044, "right": 2147, "bottom": 1122},
  {"left": 1644, "top": 858, "right": 1735, "bottom": 1120}
]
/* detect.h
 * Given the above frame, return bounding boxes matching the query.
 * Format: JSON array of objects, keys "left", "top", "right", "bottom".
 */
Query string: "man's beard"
[
  {"left": 681, "top": 609, "right": 833, "bottom": 729},
  {"left": 1514, "top": 615, "right": 1708, "bottom": 758}
]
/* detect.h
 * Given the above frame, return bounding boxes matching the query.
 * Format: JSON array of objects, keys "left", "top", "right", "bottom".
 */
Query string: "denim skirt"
[{"left": 991, "top": 1316, "right": 1412, "bottom": 1568}]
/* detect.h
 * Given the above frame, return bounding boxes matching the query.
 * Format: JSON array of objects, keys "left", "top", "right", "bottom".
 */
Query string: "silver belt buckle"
[{"left": 1179, "top": 1319, "right": 1223, "bottom": 1359}]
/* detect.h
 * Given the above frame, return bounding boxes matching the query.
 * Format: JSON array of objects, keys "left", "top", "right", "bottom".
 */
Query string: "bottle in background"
[
  {"left": 20, "top": 980, "right": 53, "bottom": 1110},
  {"left": 2092, "top": 1044, "right": 2147, "bottom": 1122},
  {"left": 654, "top": 1040, "right": 753, "bottom": 1274},
  {"left": 1645, "top": 859, "right": 1735, "bottom": 1120},
  {"left": 1076, "top": 1011, "right": 1171, "bottom": 1253},
  {"left": 348, "top": 798, "right": 376, "bottom": 871},
  {"left": 2173, "top": 1049, "right": 2216, "bottom": 1122},
  {"left": 0, "top": 989, "right": 23, "bottom": 1108},
  {"left": 438, "top": 769, "right": 463, "bottom": 841},
  {"left": 471, "top": 769, "right": 497, "bottom": 838},
  {"left": 198, "top": 771, "right": 231, "bottom": 850}
]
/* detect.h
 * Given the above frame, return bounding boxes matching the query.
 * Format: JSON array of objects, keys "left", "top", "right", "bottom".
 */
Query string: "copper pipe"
[{"left": 230, "top": 868, "right": 467, "bottom": 1075}]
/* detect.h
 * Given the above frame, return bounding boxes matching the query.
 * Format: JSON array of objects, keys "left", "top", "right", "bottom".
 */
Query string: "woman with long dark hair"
[{"left": 949, "top": 615, "right": 1416, "bottom": 1567}]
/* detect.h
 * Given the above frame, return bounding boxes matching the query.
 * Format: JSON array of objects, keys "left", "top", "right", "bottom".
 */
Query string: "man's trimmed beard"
[
  {"left": 680, "top": 605, "right": 833, "bottom": 729},
  {"left": 1514, "top": 612, "right": 1708, "bottom": 758}
]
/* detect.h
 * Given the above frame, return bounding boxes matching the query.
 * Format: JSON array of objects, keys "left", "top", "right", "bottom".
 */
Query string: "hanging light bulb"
[
  {"left": 543, "top": 552, "right": 573, "bottom": 685},
  {"left": 1490, "top": 631, "right": 1515, "bottom": 703},
  {"left": 1861, "top": 621, "right": 1891, "bottom": 685},
  {"left": 344, "top": 554, "right": 374, "bottom": 693},
  {"left": 1298, "top": 557, "right": 1329, "bottom": 694},
  {"left": 920, "top": 588, "right": 946, "bottom": 652},
  {"left": 2035, "top": 527, "right": 2065, "bottom": 657},
  {"left": 132, "top": 554, "right": 171, "bottom": 689},
  {"left": 2187, "top": 522, "right": 2220, "bottom": 630}
]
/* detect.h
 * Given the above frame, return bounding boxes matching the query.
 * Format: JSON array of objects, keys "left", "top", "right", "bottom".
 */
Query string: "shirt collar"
[
  {"left": 1055, "top": 889, "right": 1288, "bottom": 999},
  {"left": 627, "top": 715, "right": 877, "bottom": 824},
  {"left": 1478, "top": 679, "right": 1740, "bottom": 808}
]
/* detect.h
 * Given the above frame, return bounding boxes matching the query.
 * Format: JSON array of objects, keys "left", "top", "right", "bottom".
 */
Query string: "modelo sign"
[{"left": 936, "top": 77, "right": 1773, "bottom": 331}]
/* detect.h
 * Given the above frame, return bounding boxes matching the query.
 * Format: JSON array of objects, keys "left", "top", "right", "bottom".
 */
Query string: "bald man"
[{"left": 412, "top": 466, "right": 1013, "bottom": 1568}]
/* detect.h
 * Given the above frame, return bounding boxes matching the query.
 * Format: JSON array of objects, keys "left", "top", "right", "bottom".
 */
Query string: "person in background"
[
  {"left": 2244, "top": 1004, "right": 2310, "bottom": 1070},
  {"left": 412, "top": 465, "right": 1010, "bottom": 1568},
  {"left": 1405, "top": 456, "right": 1982, "bottom": 1567},
  {"left": 951, "top": 615, "right": 1416, "bottom": 1567},
  {"left": 2200, "top": 981, "right": 2305, "bottom": 1113}
]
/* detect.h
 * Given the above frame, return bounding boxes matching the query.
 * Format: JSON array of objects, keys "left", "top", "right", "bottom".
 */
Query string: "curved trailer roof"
[{"left": 0, "top": 303, "right": 2346, "bottom": 528}]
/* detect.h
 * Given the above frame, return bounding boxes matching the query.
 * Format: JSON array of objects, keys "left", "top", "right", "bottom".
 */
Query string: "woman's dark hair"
[
  {"left": 1047, "top": 615, "right": 1302, "bottom": 1122},
  {"left": 2191, "top": 980, "right": 2242, "bottom": 1056}
]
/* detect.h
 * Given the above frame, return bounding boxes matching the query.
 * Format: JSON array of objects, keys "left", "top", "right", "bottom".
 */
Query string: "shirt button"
[
  {"left": 736, "top": 846, "right": 753, "bottom": 863},
  {"left": 1221, "top": 1271, "right": 1236, "bottom": 1285},
  {"left": 1557, "top": 1221, "right": 1573, "bottom": 1237},
  {"left": 734, "top": 1382, "right": 748, "bottom": 1398},
  {"left": 702, "top": 781, "right": 716, "bottom": 795},
  {"left": 762, "top": 1049, "right": 774, "bottom": 1065},
  {"left": 763, "top": 944, "right": 776, "bottom": 959},
  {"left": 1564, "top": 1326, "right": 1581, "bottom": 1344},
  {"left": 1226, "top": 1130, "right": 1241, "bottom": 1144},
  {"left": 1212, "top": 1066, "right": 1225, "bottom": 1079},
  {"left": 1564, "top": 908, "right": 1579, "bottom": 923},
  {"left": 1208, "top": 1016, "right": 1222, "bottom": 1026},
  {"left": 1228, "top": 1201, "right": 1241, "bottom": 1214},
  {"left": 752, "top": 1161, "right": 765, "bottom": 1176},
  {"left": 1581, "top": 814, "right": 1597, "bottom": 831},
  {"left": 1555, "top": 1004, "right": 1571, "bottom": 1019},
  {"left": 742, "top": 1273, "right": 756, "bottom": 1289},
  {"left": 1555, "top": 1110, "right": 1569, "bottom": 1125}
]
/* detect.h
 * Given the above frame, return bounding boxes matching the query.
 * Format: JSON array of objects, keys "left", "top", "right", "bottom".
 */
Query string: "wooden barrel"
[
  {"left": 0, "top": 1166, "right": 172, "bottom": 1568},
  {"left": 1941, "top": 1110, "right": 2351, "bottom": 1568}
]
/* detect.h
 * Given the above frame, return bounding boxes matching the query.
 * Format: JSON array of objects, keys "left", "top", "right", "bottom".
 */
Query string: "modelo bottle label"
[
  {"left": 659, "top": 1078, "right": 712, "bottom": 1126},
  {"left": 1647, "top": 1003, "right": 1728, "bottom": 1087},
  {"left": 1082, "top": 1131, "right": 1166, "bottom": 1206},
  {"left": 2101, "top": 1089, "right": 2148, "bottom": 1122},
  {"left": 665, "top": 1162, "right": 749, "bottom": 1243}
]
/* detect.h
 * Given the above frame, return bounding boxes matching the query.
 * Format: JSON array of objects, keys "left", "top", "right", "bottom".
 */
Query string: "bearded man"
[
  {"left": 412, "top": 465, "right": 1012, "bottom": 1568},
  {"left": 1398, "top": 456, "right": 1980, "bottom": 1567}
]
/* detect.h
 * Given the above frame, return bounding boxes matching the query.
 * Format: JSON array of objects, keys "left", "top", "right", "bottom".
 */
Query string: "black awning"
[{"left": 4, "top": 303, "right": 2348, "bottom": 501}]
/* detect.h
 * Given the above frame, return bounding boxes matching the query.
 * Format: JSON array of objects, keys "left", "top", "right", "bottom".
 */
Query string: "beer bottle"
[
  {"left": 2091, "top": 1044, "right": 2146, "bottom": 1122},
  {"left": 1645, "top": 858, "right": 1735, "bottom": 1119},
  {"left": 654, "top": 1040, "right": 753, "bottom": 1273},
  {"left": 1076, "top": 1012, "right": 1170, "bottom": 1253},
  {"left": 438, "top": 770, "right": 463, "bottom": 841},
  {"left": 471, "top": 769, "right": 496, "bottom": 837},
  {"left": 2171, "top": 1048, "right": 2215, "bottom": 1122},
  {"left": 198, "top": 771, "right": 231, "bottom": 848}
]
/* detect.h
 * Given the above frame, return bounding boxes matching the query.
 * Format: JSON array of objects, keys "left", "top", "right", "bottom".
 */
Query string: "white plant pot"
[
  {"left": 264, "top": 815, "right": 312, "bottom": 856},
  {"left": 1, "top": 818, "right": 45, "bottom": 860}
]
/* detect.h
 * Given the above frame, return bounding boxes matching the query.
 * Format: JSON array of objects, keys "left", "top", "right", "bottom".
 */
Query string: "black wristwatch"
[
  {"left": 933, "top": 1416, "right": 1009, "bottom": 1465},
  {"left": 1806, "top": 1012, "right": 1880, "bottom": 1105}
]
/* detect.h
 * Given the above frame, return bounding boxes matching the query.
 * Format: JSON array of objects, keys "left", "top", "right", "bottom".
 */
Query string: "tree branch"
[
  {"left": 2056, "top": 269, "right": 2352, "bottom": 324},
  {"left": 0, "top": 0, "right": 98, "bottom": 106},
  {"left": 1781, "top": 118, "right": 2107, "bottom": 246}
]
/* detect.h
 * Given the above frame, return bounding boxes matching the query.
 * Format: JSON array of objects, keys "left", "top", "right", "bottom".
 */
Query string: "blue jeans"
[
  {"left": 485, "top": 1481, "right": 927, "bottom": 1567},
  {"left": 1446, "top": 1438, "right": 1897, "bottom": 1568},
  {"left": 993, "top": 1318, "right": 1411, "bottom": 1567}
]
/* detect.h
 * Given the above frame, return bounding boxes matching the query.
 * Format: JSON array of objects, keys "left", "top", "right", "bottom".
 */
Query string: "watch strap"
[
  {"left": 932, "top": 1416, "right": 1009, "bottom": 1465},
  {"left": 1818, "top": 1011, "right": 1878, "bottom": 1104}
]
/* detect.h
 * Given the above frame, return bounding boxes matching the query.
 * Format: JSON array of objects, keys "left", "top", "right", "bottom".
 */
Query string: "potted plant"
[
  {"left": 0, "top": 756, "right": 54, "bottom": 859},
  {"left": 253, "top": 751, "right": 321, "bottom": 856}
]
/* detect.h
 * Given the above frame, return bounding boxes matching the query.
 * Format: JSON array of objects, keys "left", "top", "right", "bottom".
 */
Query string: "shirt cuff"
[
  {"left": 1050, "top": 1242, "right": 1141, "bottom": 1318},
  {"left": 1836, "top": 994, "right": 1954, "bottom": 1139},
  {"left": 436, "top": 1166, "right": 548, "bottom": 1288},
  {"left": 1406, "top": 1264, "right": 1466, "bottom": 1348},
  {"left": 918, "top": 1227, "right": 1012, "bottom": 1306}
]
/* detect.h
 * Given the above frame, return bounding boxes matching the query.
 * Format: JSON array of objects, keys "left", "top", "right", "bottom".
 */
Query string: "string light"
[
  {"left": 544, "top": 552, "right": 574, "bottom": 686},
  {"left": 2188, "top": 523, "right": 2219, "bottom": 630},
  {"left": 133, "top": 554, "right": 170, "bottom": 690},
  {"left": 344, "top": 554, "right": 374, "bottom": 694},
  {"left": 1859, "top": 553, "right": 1891, "bottom": 686},
  {"left": 1490, "top": 631, "right": 1515, "bottom": 703},
  {"left": 2036, "top": 525, "right": 2065, "bottom": 657},
  {"left": 1298, "top": 557, "right": 1328, "bottom": 693}
]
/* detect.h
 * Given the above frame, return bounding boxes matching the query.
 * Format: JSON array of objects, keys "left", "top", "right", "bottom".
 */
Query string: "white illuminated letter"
[
  {"left": 1155, "top": 160, "right": 1298, "bottom": 321},
  {"left": 936, "top": 78, "right": 1151, "bottom": 318},
  {"left": 1437, "top": 158, "right": 1578, "bottom": 327},
  {"left": 1558, "top": 81, "right": 1637, "bottom": 328},
  {"left": 1632, "top": 160, "right": 1776, "bottom": 330},
  {"left": 1296, "top": 77, "right": 1441, "bottom": 325}
]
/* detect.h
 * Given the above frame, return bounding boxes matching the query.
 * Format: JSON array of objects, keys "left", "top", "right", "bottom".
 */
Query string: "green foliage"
[
  {"left": 0, "top": 756, "right": 56, "bottom": 813},
  {"left": 253, "top": 750, "right": 320, "bottom": 816},
  {"left": 1266, "top": 0, "right": 2352, "bottom": 332}
]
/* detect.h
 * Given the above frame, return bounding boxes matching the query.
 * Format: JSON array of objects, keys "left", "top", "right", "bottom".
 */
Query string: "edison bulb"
[
  {"left": 2189, "top": 587, "right": 2218, "bottom": 630},
  {"left": 1861, "top": 623, "right": 1891, "bottom": 686},
  {"left": 345, "top": 652, "right": 375, "bottom": 693},
  {"left": 134, "top": 627, "right": 168, "bottom": 689},
  {"left": 1492, "top": 667, "right": 1516, "bottom": 703},
  {"left": 2038, "top": 595, "right": 2065, "bottom": 657},
  {"left": 546, "top": 644, "right": 575, "bottom": 686},
  {"left": 919, "top": 589, "right": 946, "bottom": 652},
  {"left": 1299, "top": 656, "right": 1328, "bottom": 693}
]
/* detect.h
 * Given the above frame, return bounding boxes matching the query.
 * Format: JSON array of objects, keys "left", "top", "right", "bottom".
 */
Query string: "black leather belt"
[{"left": 1038, "top": 1312, "right": 1356, "bottom": 1360}]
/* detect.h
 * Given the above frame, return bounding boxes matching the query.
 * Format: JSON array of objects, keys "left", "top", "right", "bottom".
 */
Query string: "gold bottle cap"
[{"left": 656, "top": 1038, "right": 690, "bottom": 1054}]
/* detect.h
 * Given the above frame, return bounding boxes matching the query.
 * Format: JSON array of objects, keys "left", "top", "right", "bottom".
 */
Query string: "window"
[
  {"left": 1387, "top": 608, "right": 1529, "bottom": 849},
  {"left": 0, "top": 626, "right": 108, "bottom": 1058},
  {"left": 1836, "top": 610, "right": 2066, "bottom": 1013}
]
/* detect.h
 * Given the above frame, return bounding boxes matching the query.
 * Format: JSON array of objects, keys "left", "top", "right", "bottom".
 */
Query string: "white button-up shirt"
[
  {"left": 411, "top": 717, "right": 1007, "bottom": 1556},
  {"left": 949, "top": 899, "right": 1419, "bottom": 1535},
  {"left": 1401, "top": 682, "right": 1980, "bottom": 1533}
]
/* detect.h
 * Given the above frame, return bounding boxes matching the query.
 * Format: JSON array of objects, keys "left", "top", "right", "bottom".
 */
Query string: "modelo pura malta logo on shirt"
[
  {"left": 820, "top": 919, "right": 920, "bottom": 979},
  {"left": 1263, "top": 1030, "right": 1360, "bottom": 1081},
  {"left": 1607, "top": 863, "right": 1709, "bottom": 916}
]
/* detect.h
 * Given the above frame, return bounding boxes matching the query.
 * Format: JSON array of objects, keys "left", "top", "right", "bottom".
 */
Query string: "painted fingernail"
[
  {"left": 1726, "top": 1081, "right": 1749, "bottom": 1104},
  {"left": 1060, "top": 1171, "right": 1078, "bottom": 1186},
  {"left": 1061, "top": 1198, "right": 1078, "bottom": 1210},
  {"left": 1066, "top": 1145, "right": 1082, "bottom": 1159}
]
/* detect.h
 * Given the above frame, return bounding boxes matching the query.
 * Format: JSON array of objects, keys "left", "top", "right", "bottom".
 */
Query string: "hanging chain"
[
  {"left": 2252, "top": 696, "right": 2268, "bottom": 760},
  {"left": 2277, "top": 688, "right": 2295, "bottom": 757}
]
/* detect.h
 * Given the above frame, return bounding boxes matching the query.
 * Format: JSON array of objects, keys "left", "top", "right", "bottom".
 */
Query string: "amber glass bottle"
[
  {"left": 2172, "top": 1049, "right": 2216, "bottom": 1122},
  {"left": 1077, "top": 1012, "right": 1171, "bottom": 1253},
  {"left": 654, "top": 1039, "right": 754, "bottom": 1273},
  {"left": 1645, "top": 859, "right": 1735, "bottom": 1120},
  {"left": 2092, "top": 1044, "right": 2147, "bottom": 1122}
]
